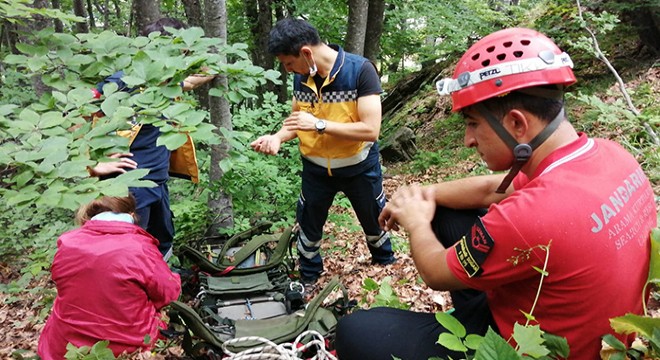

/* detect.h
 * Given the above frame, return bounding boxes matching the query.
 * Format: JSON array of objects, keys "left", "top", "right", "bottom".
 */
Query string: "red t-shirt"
[
  {"left": 447, "top": 134, "right": 657, "bottom": 359},
  {"left": 38, "top": 220, "right": 181, "bottom": 359}
]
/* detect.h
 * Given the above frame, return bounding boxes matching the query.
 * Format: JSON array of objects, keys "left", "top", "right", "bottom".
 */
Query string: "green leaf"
[
  {"left": 511, "top": 323, "right": 549, "bottom": 358},
  {"left": 208, "top": 87, "right": 226, "bottom": 98},
  {"left": 36, "top": 186, "right": 65, "bottom": 207},
  {"left": 52, "top": 91, "right": 68, "bottom": 104},
  {"left": 162, "top": 102, "right": 191, "bottom": 120},
  {"left": 181, "top": 27, "right": 205, "bottom": 46},
  {"left": 3, "top": 54, "right": 28, "bottom": 65},
  {"left": 541, "top": 332, "right": 570, "bottom": 358},
  {"left": 89, "top": 340, "right": 115, "bottom": 359},
  {"left": 648, "top": 228, "right": 660, "bottom": 284},
  {"left": 19, "top": 108, "right": 40, "bottom": 125},
  {"left": 157, "top": 132, "right": 188, "bottom": 150},
  {"left": 64, "top": 342, "right": 90, "bottom": 359},
  {"left": 610, "top": 313, "right": 660, "bottom": 338},
  {"left": 57, "top": 160, "right": 94, "bottom": 179},
  {"left": 5, "top": 188, "right": 40, "bottom": 206},
  {"left": 362, "top": 278, "right": 379, "bottom": 291},
  {"left": 602, "top": 334, "right": 627, "bottom": 351},
  {"left": 38, "top": 112, "right": 66, "bottom": 129},
  {"left": 531, "top": 266, "right": 549, "bottom": 276},
  {"left": 121, "top": 75, "right": 146, "bottom": 87},
  {"left": 26, "top": 57, "right": 47, "bottom": 72},
  {"left": 435, "top": 312, "right": 467, "bottom": 338},
  {"left": 464, "top": 334, "right": 484, "bottom": 350},
  {"left": 474, "top": 328, "right": 521, "bottom": 360},
  {"left": 68, "top": 87, "right": 95, "bottom": 108},
  {"left": 100, "top": 96, "right": 121, "bottom": 118},
  {"left": 437, "top": 333, "right": 468, "bottom": 352},
  {"left": 14, "top": 170, "right": 34, "bottom": 188},
  {"left": 161, "top": 84, "right": 183, "bottom": 99},
  {"left": 219, "top": 157, "right": 233, "bottom": 173}
]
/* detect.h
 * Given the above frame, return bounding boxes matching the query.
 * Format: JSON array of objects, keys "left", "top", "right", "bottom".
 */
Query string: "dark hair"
[
  {"left": 75, "top": 195, "right": 138, "bottom": 225},
  {"left": 471, "top": 85, "right": 565, "bottom": 124},
  {"left": 267, "top": 18, "right": 321, "bottom": 56},
  {"left": 141, "top": 17, "right": 187, "bottom": 36}
]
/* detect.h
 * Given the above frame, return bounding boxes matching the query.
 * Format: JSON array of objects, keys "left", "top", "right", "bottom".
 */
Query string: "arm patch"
[{"left": 455, "top": 217, "right": 494, "bottom": 278}]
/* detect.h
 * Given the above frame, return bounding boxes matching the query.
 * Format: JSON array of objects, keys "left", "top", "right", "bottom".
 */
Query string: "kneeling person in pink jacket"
[{"left": 38, "top": 195, "right": 181, "bottom": 359}]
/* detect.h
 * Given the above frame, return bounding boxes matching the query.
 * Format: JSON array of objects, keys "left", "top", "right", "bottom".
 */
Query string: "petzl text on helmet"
[{"left": 436, "top": 51, "right": 574, "bottom": 96}]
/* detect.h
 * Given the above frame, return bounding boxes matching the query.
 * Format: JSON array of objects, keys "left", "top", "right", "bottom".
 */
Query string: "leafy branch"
[{"left": 574, "top": 0, "right": 659, "bottom": 145}]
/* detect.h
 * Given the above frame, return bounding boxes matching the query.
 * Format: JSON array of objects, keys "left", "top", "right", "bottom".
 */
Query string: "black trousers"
[{"left": 335, "top": 207, "right": 497, "bottom": 360}]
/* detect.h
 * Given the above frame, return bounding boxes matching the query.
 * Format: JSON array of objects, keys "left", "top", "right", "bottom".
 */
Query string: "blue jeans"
[
  {"left": 131, "top": 182, "right": 174, "bottom": 256},
  {"left": 296, "top": 161, "right": 394, "bottom": 280}
]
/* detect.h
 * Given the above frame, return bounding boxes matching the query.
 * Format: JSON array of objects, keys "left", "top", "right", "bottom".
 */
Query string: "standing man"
[
  {"left": 250, "top": 18, "right": 396, "bottom": 284},
  {"left": 89, "top": 18, "right": 214, "bottom": 260},
  {"left": 335, "top": 28, "right": 657, "bottom": 359}
]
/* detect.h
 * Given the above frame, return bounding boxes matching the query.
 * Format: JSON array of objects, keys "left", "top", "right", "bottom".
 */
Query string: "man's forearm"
[
  {"left": 427, "top": 174, "right": 509, "bottom": 209},
  {"left": 274, "top": 127, "right": 298, "bottom": 143}
]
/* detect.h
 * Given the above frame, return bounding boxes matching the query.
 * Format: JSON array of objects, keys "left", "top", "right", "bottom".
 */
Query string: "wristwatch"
[{"left": 315, "top": 119, "right": 326, "bottom": 134}]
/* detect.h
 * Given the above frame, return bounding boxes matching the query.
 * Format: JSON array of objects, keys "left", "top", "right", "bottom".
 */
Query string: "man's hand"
[
  {"left": 88, "top": 153, "right": 137, "bottom": 177},
  {"left": 379, "top": 184, "right": 436, "bottom": 232},
  {"left": 282, "top": 111, "right": 317, "bottom": 132},
  {"left": 182, "top": 74, "right": 215, "bottom": 91},
  {"left": 250, "top": 135, "right": 282, "bottom": 155}
]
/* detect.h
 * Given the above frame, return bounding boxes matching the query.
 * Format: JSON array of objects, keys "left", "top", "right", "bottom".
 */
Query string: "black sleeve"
[{"left": 357, "top": 61, "right": 383, "bottom": 97}]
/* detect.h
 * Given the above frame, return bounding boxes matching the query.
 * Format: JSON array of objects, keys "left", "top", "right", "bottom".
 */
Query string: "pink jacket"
[{"left": 38, "top": 220, "right": 181, "bottom": 359}]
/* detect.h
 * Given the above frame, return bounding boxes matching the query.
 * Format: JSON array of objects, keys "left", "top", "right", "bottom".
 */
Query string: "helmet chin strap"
[{"left": 473, "top": 103, "right": 565, "bottom": 193}]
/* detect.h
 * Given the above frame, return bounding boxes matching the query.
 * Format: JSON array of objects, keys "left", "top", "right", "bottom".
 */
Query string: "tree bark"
[
  {"left": 25, "top": 0, "right": 52, "bottom": 96},
  {"left": 205, "top": 0, "right": 235, "bottom": 233},
  {"left": 103, "top": 0, "right": 110, "bottom": 29},
  {"left": 273, "top": 1, "right": 288, "bottom": 103},
  {"left": 363, "top": 0, "right": 384, "bottom": 62},
  {"left": 181, "top": 0, "right": 209, "bottom": 109},
  {"left": 629, "top": 2, "right": 660, "bottom": 56},
  {"left": 72, "top": 0, "right": 90, "bottom": 33},
  {"left": 51, "top": 0, "right": 63, "bottom": 32},
  {"left": 344, "top": 0, "right": 368, "bottom": 56},
  {"left": 182, "top": 0, "right": 204, "bottom": 28},
  {"left": 86, "top": 0, "right": 96, "bottom": 29},
  {"left": 132, "top": 0, "right": 161, "bottom": 36},
  {"left": 244, "top": 0, "right": 276, "bottom": 104}
]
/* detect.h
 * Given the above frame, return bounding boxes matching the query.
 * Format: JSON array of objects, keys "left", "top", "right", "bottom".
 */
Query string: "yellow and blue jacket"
[{"left": 293, "top": 45, "right": 380, "bottom": 177}]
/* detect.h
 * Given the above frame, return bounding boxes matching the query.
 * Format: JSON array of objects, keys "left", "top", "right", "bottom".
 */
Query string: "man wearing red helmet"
[{"left": 335, "top": 28, "right": 657, "bottom": 359}]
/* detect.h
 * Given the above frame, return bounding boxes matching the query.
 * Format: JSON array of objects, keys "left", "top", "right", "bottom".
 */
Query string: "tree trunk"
[
  {"left": 344, "top": 0, "right": 368, "bottom": 56},
  {"left": 205, "top": 0, "right": 235, "bottom": 233},
  {"left": 72, "top": 0, "right": 90, "bottom": 33},
  {"left": 181, "top": 0, "right": 209, "bottom": 109},
  {"left": 86, "top": 0, "right": 96, "bottom": 29},
  {"left": 103, "top": 0, "right": 110, "bottom": 29},
  {"left": 182, "top": 0, "right": 204, "bottom": 28},
  {"left": 51, "top": 0, "right": 63, "bottom": 32},
  {"left": 363, "top": 0, "right": 384, "bottom": 62},
  {"left": 273, "top": 1, "right": 288, "bottom": 103},
  {"left": 132, "top": 0, "right": 161, "bottom": 36},
  {"left": 244, "top": 0, "right": 276, "bottom": 104},
  {"left": 630, "top": 2, "right": 660, "bottom": 56},
  {"left": 25, "top": 0, "right": 52, "bottom": 96}
]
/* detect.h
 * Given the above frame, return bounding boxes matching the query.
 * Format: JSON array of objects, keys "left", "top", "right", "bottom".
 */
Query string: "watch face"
[{"left": 315, "top": 120, "right": 326, "bottom": 132}]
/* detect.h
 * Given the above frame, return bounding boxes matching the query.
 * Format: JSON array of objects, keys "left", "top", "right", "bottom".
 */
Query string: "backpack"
[{"left": 168, "top": 223, "right": 352, "bottom": 359}]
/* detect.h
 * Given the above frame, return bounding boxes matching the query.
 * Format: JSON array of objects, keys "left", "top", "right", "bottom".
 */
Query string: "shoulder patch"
[{"left": 455, "top": 217, "right": 494, "bottom": 278}]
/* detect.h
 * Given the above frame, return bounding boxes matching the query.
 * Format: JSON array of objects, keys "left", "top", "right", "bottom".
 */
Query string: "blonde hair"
[{"left": 75, "top": 195, "right": 138, "bottom": 225}]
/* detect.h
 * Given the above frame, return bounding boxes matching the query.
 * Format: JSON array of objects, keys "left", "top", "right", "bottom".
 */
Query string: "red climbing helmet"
[{"left": 436, "top": 28, "right": 577, "bottom": 112}]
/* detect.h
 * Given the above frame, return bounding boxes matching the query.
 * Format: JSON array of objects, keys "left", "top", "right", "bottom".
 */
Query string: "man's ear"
[
  {"left": 299, "top": 45, "right": 313, "bottom": 58},
  {"left": 504, "top": 109, "right": 530, "bottom": 140}
]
